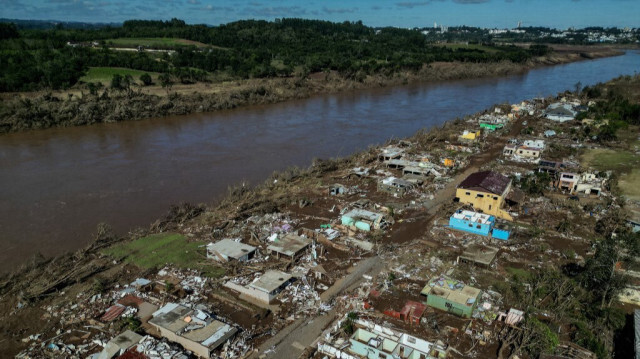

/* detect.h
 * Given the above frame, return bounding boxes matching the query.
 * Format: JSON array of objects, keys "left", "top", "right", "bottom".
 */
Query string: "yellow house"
[
  {"left": 455, "top": 171, "right": 513, "bottom": 220},
  {"left": 459, "top": 130, "right": 481, "bottom": 142}
]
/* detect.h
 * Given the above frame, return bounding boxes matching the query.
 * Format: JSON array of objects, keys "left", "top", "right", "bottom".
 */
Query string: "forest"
[{"left": 0, "top": 19, "right": 551, "bottom": 92}]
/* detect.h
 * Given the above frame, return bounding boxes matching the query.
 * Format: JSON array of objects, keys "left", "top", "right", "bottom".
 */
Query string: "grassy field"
[
  {"left": 580, "top": 148, "right": 640, "bottom": 173},
  {"left": 101, "top": 233, "right": 225, "bottom": 278},
  {"left": 619, "top": 169, "right": 640, "bottom": 201},
  {"left": 79, "top": 67, "right": 160, "bottom": 84},
  {"left": 106, "top": 37, "right": 210, "bottom": 49}
]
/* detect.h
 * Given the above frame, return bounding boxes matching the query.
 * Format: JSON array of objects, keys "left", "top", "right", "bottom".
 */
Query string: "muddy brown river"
[{"left": 1, "top": 51, "right": 639, "bottom": 272}]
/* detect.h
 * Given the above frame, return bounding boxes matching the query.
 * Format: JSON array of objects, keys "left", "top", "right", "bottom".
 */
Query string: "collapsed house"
[
  {"left": 267, "top": 233, "right": 311, "bottom": 259},
  {"left": 224, "top": 270, "right": 293, "bottom": 306},
  {"left": 378, "top": 177, "right": 414, "bottom": 197},
  {"left": 379, "top": 146, "right": 404, "bottom": 161},
  {"left": 341, "top": 209, "right": 389, "bottom": 231},
  {"left": 455, "top": 171, "right": 514, "bottom": 221},
  {"left": 96, "top": 330, "right": 143, "bottom": 359},
  {"left": 458, "top": 243, "right": 500, "bottom": 267},
  {"left": 545, "top": 103, "right": 578, "bottom": 122},
  {"left": 148, "top": 303, "right": 237, "bottom": 359},
  {"left": 557, "top": 172, "right": 604, "bottom": 196},
  {"left": 421, "top": 276, "right": 482, "bottom": 318},
  {"left": 318, "top": 319, "right": 448, "bottom": 359},
  {"left": 206, "top": 239, "right": 256, "bottom": 262},
  {"left": 503, "top": 139, "right": 544, "bottom": 162}
]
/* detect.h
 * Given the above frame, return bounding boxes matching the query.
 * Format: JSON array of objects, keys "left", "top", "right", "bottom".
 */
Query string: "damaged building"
[
  {"left": 206, "top": 239, "right": 256, "bottom": 262},
  {"left": 224, "top": 270, "right": 293, "bottom": 306},
  {"left": 455, "top": 171, "right": 514, "bottom": 221},
  {"left": 421, "top": 276, "right": 482, "bottom": 318},
  {"left": 318, "top": 319, "right": 448, "bottom": 359},
  {"left": 148, "top": 303, "right": 237, "bottom": 359}
]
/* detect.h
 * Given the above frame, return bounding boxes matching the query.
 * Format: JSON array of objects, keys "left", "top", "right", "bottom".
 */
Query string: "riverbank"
[{"left": 0, "top": 45, "right": 624, "bottom": 134}]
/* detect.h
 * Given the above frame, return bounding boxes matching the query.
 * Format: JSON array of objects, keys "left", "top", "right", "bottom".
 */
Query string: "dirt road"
[{"left": 249, "top": 256, "right": 384, "bottom": 359}]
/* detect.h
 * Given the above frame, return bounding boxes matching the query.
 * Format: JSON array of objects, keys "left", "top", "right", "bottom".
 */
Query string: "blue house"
[
  {"left": 449, "top": 210, "right": 511, "bottom": 240},
  {"left": 449, "top": 210, "right": 495, "bottom": 236}
]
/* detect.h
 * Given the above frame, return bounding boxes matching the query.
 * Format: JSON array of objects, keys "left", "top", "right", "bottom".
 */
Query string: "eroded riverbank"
[{"left": 0, "top": 46, "right": 624, "bottom": 134}]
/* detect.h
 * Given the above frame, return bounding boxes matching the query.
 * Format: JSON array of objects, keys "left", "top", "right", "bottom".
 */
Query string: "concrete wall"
[
  {"left": 456, "top": 187, "right": 513, "bottom": 221},
  {"left": 449, "top": 216, "right": 492, "bottom": 236},
  {"left": 224, "top": 282, "right": 271, "bottom": 304},
  {"left": 426, "top": 294, "right": 474, "bottom": 318}
]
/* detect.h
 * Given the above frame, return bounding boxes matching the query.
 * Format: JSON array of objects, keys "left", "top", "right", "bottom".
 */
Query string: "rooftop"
[
  {"left": 421, "top": 276, "right": 481, "bottom": 306},
  {"left": 343, "top": 209, "right": 384, "bottom": 222},
  {"left": 207, "top": 239, "right": 256, "bottom": 259},
  {"left": 267, "top": 233, "right": 311, "bottom": 257},
  {"left": 149, "top": 303, "right": 237, "bottom": 350},
  {"left": 459, "top": 243, "right": 499, "bottom": 266},
  {"left": 458, "top": 171, "right": 511, "bottom": 195},
  {"left": 249, "top": 270, "right": 293, "bottom": 294}
]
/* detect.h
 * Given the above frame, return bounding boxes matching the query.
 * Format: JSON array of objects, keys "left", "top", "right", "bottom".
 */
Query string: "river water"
[{"left": 1, "top": 52, "right": 639, "bottom": 272}]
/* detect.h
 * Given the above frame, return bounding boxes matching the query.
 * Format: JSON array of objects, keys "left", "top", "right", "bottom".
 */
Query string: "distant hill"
[{"left": 0, "top": 18, "right": 120, "bottom": 30}]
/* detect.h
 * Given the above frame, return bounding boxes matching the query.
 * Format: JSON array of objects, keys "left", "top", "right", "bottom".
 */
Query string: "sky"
[{"left": 3, "top": 0, "right": 639, "bottom": 29}]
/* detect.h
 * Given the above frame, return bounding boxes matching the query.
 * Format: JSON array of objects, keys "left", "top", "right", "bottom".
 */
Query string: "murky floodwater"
[{"left": 1, "top": 51, "right": 639, "bottom": 272}]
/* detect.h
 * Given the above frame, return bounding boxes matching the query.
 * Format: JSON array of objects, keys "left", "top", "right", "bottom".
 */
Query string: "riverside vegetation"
[{"left": 0, "top": 19, "right": 624, "bottom": 133}]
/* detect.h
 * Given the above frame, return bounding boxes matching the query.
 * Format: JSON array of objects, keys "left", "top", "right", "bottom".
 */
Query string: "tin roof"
[{"left": 458, "top": 171, "right": 510, "bottom": 195}]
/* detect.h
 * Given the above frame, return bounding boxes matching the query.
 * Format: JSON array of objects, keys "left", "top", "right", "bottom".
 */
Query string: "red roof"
[
  {"left": 100, "top": 304, "right": 126, "bottom": 322},
  {"left": 458, "top": 171, "right": 510, "bottom": 195}
]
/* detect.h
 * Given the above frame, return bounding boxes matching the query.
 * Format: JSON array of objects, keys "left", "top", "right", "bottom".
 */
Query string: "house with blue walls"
[
  {"left": 449, "top": 210, "right": 495, "bottom": 236},
  {"left": 449, "top": 209, "right": 510, "bottom": 240}
]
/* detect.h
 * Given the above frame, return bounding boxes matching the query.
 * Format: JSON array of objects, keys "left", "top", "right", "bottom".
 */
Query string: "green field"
[
  {"left": 101, "top": 233, "right": 224, "bottom": 277},
  {"left": 619, "top": 169, "right": 640, "bottom": 201},
  {"left": 581, "top": 148, "right": 640, "bottom": 173},
  {"left": 106, "top": 37, "right": 210, "bottom": 49},
  {"left": 79, "top": 67, "right": 160, "bottom": 84}
]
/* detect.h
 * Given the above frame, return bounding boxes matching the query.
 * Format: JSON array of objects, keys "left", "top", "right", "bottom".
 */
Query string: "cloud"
[
  {"left": 396, "top": 1, "right": 432, "bottom": 8},
  {"left": 187, "top": 0, "right": 200, "bottom": 5},
  {"left": 201, "top": 4, "right": 233, "bottom": 12},
  {"left": 453, "top": 0, "right": 490, "bottom": 3},
  {"left": 322, "top": 6, "right": 357, "bottom": 14},
  {"left": 242, "top": 5, "right": 307, "bottom": 17}
]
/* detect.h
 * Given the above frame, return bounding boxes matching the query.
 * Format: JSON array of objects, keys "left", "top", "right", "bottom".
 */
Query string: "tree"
[
  {"left": 110, "top": 73, "right": 123, "bottom": 90},
  {"left": 140, "top": 73, "right": 153, "bottom": 86},
  {"left": 159, "top": 73, "right": 173, "bottom": 92}
]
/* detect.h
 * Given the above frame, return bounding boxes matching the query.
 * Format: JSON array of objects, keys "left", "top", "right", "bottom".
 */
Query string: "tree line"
[{"left": 1, "top": 18, "right": 551, "bottom": 92}]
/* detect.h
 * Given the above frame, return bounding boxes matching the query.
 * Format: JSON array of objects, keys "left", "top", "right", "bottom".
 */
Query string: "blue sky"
[{"left": 3, "top": 0, "right": 639, "bottom": 29}]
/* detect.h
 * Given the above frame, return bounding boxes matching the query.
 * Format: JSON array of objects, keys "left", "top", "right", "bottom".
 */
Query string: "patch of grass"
[
  {"left": 80, "top": 67, "right": 160, "bottom": 84},
  {"left": 580, "top": 148, "right": 640, "bottom": 173},
  {"left": 506, "top": 266, "right": 532, "bottom": 280},
  {"left": 619, "top": 169, "right": 640, "bottom": 201},
  {"left": 101, "top": 233, "right": 224, "bottom": 278}
]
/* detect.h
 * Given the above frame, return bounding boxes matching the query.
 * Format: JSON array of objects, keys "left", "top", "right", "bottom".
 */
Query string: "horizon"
[{"left": 4, "top": 0, "right": 639, "bottom": 30}]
